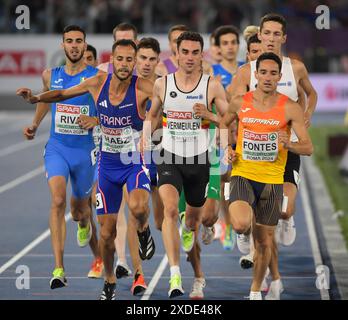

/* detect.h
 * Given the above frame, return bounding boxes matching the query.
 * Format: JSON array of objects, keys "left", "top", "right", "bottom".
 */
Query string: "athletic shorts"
[
  {"left": 157, "top": 150, "right": 210, "bottom": 208},
  {"left": 284, "top": 151, "right": 301, "bottom": 188},
  {"left": 96, "top": 155, "right": 151, "bottom": 215},
  {"left": 44, "top": 139, "right": 96, "bottom": 199},
  {"left": 229, "top": 176, "right": 283, "bottom": 226}
]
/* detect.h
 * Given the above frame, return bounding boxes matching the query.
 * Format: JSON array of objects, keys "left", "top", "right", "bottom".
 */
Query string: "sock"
[{"left": 170, "top": 266, "right": 181, "bottom": 278}]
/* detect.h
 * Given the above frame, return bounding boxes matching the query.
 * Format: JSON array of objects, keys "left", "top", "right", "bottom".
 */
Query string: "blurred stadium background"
[{"left": 0, "top": 0, "right": 347, "bottom": 300}]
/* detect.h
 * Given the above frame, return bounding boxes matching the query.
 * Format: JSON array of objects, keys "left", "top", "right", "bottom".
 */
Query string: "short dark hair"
[
  {"left": 62, "top": 25, "right": 86, "bottom": 40},
  {"left": 256, "top": 52, "right": 282, "bottom": 72},
  {"left": 137, "top": 37, "right": 161, "bottom": 55},
  {"left": 177, "top": 31, "right": 204, "bottom": 51},
  {"left": 168, "top": 24, "right": 190, "bottom": 40},
  {"left": 86, "top": 44, "right": 97, "bottom": 60},
  {"left": 214, "top": 25, "right": 240, "bottom": 46},
  {"left": 112, "top": 22, "right": 138, "bottom": 41},
  {"left": 247, "top": 34, "right": 261, "bottom": 52},
  {"left": 112, "top": 39, "right": 137, "bottom": 54},
  {"left": 260, "top": 13, "right": 287, "bottom": 35}
]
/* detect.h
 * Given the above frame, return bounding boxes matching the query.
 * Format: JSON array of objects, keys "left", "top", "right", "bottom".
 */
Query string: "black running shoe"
[
  {"left": 138, "top": 225, "right": 155, "bottom": 260},
  {"left": 114, "top": 263, "right": 132, "bottom": 279},
  {"left": 99, "top": 281, "right": 116, "bottom": 300}
]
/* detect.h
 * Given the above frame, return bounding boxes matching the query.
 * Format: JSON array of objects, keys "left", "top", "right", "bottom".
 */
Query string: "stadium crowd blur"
[{"left": 1, "top": 0, "right": 348, "bottom": 72}]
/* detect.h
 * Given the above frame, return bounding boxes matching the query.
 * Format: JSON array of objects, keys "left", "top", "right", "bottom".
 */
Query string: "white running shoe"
[
  {"left": 214, "top": 221, "right": 222, "bottom": 240},
  {"left": 237, "top": 233, "right": 250, "bottom": 254},
  {"left": 189, "top": 277, "right": 206, "bottom": 299},
  {"left": 202, "top": 226, "right": 215, "bottom": 245},
  {"left": 249, "top": 291, "right": 262, "bottom": 300},
  {"left": 265, "top": 279, "right": 284, "bottom": 300},
  {"left": 280, "top": 216, "right": 296, "bottom": 246},
  {"left": 239, "top": 253, "right": 254, "bottom": 269}
]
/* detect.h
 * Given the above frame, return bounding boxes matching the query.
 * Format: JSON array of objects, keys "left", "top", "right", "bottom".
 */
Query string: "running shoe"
[
  {"left": 202, "top": 226, "right": 215, "bottom": 245},
  {"left": 237, "top": 233, "right": 250, "bottom": 254},
  {"left": 180, "top": 212, "right": 195, "bottom": 253},
  {"left": 88, "top": 257, "right": 104, "bottom": 279},
  {"left": 189, "top": 277, "right": 206, "bottom": 300},
  {"left": 138, "top": 225, "right": 155, "bottom": 260},
  {"left": 77, "top": 221, "right": 92, "bottom": 248},
  {"left": 131, "top": 272, "right": 147, "bottom": 296},
  {"left": 99, "top": 281, "right": 116, "bottom": 300},
  {"left": 265, "top": 279, "right": 284, "bottom": 300},
  {"left": 168, "top": 274, "right": 184, "bottom": 298},
  {"left": 114, "top": 260, "right": 132, "bottom": 279},
  {"left": 280, "top": 216, "right": 296, "bottom": 246},
  {"left": 222, "top": 224, "right": 236, "bottom": 251},
  {"left": 249, "top": 291, "right": 262, "bottom": 300},
  {"left": 239, "top": 253, "right": 254, "bottom": 269},
  {"left": 214, "top": 220, "right": 223, "bottom": 240},
  {"left": 50, "top": 267, "right": 67, "bottom": 289}
]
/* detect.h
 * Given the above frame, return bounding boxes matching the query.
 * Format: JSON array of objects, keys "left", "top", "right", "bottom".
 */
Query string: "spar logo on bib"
[
  {"left": 81, "top": 106, "right": 89, "bottom": 115},
  {"left": 242, "top": 130, "right": 279, "bottom": 162}
]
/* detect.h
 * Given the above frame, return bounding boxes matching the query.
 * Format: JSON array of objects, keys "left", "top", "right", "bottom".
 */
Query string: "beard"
[
  {"left": 64, "top": 48, "right": 84, "bottom": 63},
  {"left": 113, "top": 68, "right": 132, "bottom": 81}
]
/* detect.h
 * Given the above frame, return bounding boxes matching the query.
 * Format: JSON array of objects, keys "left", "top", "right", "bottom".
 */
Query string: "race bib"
[
  {"left": 96, "top": 193, "right": 104, "bottom": 210},
  {"left": 93, "top": 125, "right": 102, "bottom": 148},
  {"left": 91, "top": 147, "right": 98, "bottom": 166},
  {"left": 55, "top": 103, "right": 89, "bottom": 135},
  {"left": 242, "top": 130, "right": 278, "bottom": 162},
  {"left": 166, "top": 111, "right": 201, "bottom": 142},
  {"left": 101, "top": 125, "right": 135, "bottom": 153}
]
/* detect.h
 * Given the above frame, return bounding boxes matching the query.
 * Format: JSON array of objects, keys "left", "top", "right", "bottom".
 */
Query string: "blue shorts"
[
  {"left": 44, "top": 139, "right": 96, "bottom": 199},
  {"left": 96, "top": 156, "right": 151, "bottom": 215},
  {"left": 143, "top": 150, "right": 158, "bottom": 187}
]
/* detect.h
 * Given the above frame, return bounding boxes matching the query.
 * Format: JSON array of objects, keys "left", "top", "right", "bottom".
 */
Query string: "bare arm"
[
  {"left": 226, "top": 63, "right": 250, "bottom": 101},
  {"left": 284, "top": 100, "right": 313, "bottom": 156}
]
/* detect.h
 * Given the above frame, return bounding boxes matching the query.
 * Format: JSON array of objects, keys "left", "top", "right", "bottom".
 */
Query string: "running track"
[{"left": 0, "top": 111, "right": 332, "bottom": 300}]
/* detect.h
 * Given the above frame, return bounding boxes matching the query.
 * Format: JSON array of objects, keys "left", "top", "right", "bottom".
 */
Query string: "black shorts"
[
  {"left": 229, "top": 176, "right": 283, "bottom": 226},
  {"left": 156, "top": 150, "right": 210, "bottom": 207},
  {"left": 284, "top": 151, "right": 301, "bottom": 188}
]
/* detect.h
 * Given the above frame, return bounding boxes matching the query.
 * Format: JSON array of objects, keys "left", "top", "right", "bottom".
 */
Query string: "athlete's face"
[
  {"left": 219, "top": 33, "right": 239, "bottom": 62},
  {"left": 259, "top": 21, "right": 286, "bottom": 54},
  {"left": 113, "top": 30, "right": 137, "bottom": 43},
  {"left": 112, "top": 45, "right": 136, "bottom": 80},
  {"left": 177, "top": 40, "right": 203, "bottom": 74},
  {"left": 247, "top": 43, "right": 262, "bottom": 62},
  {"left": 169, "top": 30, "right": 185, "bottom": 56},
  {"left": 255, "top": 59, "right": 282, "bottom": 93},
  {"left": 83, "top": 51, "right": 98, "bottom": 67},
  {"left": 62, "top": 31, "right": 86, "bottom": 63},
  {"left": 136, "top": 48, "right": 159, "bottom": 79},
  {"left": 209, "top": 37, "right": 222, "bottom": 63}
]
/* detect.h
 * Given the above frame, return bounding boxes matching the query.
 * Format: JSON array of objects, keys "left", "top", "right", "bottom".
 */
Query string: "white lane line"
[
  {"left": 0, "top": 212, "right": 72, "bottom": 275},
  {"left": 0, "top": 134, "right": 48, "bottom": 158},
  {"left": 141, "top": 254, "right": 168, "bottom": 300},
  {"left": 300, "top": 167, "right": 330, "bottom": 300},
  {"left": 0, "top": 166, "right": 44, "bottom": 195}
]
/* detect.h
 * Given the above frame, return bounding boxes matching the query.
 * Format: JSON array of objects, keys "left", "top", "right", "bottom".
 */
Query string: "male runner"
[
  {"left": 84, "top": 44, "right": 98, "bottom": 67},
  {"left": 17, "top": 39, "right": 155, "bottom": 300},
  {"left": 142, "top": 31, "right": 228, "bottom": 298},
  {"left": 227, "top": 13, "right": 317, "bottom": 299},
  {"left": 20, "top": 25, "right": 102, "bottom": 288},
  {"left": 221, "top": 52, "right": 313, "bottom": 300}
]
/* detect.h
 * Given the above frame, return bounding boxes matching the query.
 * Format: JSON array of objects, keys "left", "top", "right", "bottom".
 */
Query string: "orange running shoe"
[
  {"left": 131, "top": 272, "right": 147, "bottom": 296},
  {"left": 88, "top": 257, "right": 104, "bottom": 279}
]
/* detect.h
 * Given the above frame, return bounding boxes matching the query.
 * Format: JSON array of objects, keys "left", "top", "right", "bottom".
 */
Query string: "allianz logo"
[
  {"left": 278, "top": 81, "right": 292, "bottom": 87},
  {"left": 186, "top": 94, "right": 203, "bottom": 100},
  {"left": 51, "top": 85, "right": 63, "bottom": 89}
]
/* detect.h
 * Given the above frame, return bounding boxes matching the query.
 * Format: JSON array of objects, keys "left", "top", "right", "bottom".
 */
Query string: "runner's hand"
[
  {"left": 16, "top": 88, "right": 39, "bottom": 104},
  {"left": 23, "top": 124, "right": 37, "bottom": 140},
  {"left": 77, "top": 115, "right": 98, "bottom": 130},
  {"left": 193, "top": 103, "right": 211, "bottom": 120},
  {"left": 279, "top": 131, "right": 290, "bottom": 148},
  {"left": 304, "top": 111, "right": 311, "bottom": 128},
  {"left": 224, "top": 145, "right": 236, "bottom": 164}
]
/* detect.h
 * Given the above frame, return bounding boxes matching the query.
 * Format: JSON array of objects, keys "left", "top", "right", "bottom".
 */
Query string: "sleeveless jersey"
[
  {"left": 232, "top": 91, "right": 289, "bottom": 184},
  {"left": 50, "top": 65, "right": 98, "bottom": 148},
  {"left": 250, "top": 57, "right": 299, "bottom": 142},
  {"left": 212, "top": 61, "right": 244, "bottom": 89},
  {"left": 96, "top": 74, "right": 144, "bottom": 161},
  {"left": 162, "top": 73, "right": 210, "bottom": 157}
]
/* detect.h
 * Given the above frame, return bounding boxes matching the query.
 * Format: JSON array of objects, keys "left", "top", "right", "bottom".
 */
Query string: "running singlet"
[
  {"left": 212, "top": 61, "right": 244, "bottom": 89},
  {"left": 163, "top": 58, "right": 178, "bottom": 74},
  {"left": 97, "top": 74, "right": 144, "bottom": 160},
  {"left": 232, "top": 91, "right": 289, "bottom": 184},
  {"left": 250, "top": 57, "right": 299, "bottom": 142},
  {"left": 162, "top": 73, "right": 211, "bottom": 157},
  {"left": 50, "top": 65, "right": 98, "bottom": 148}
]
